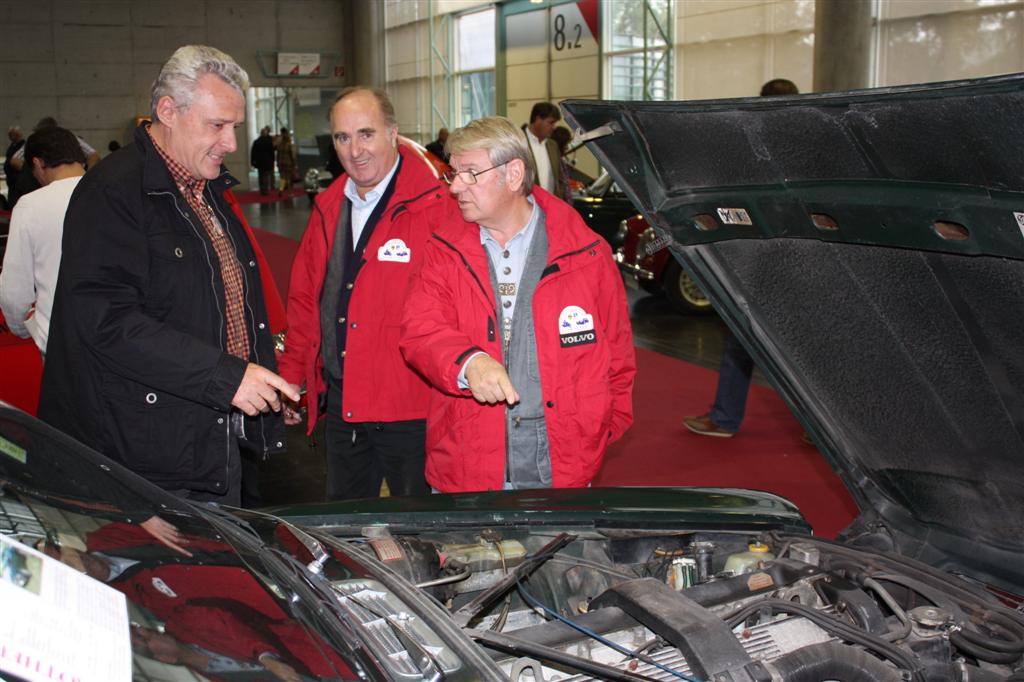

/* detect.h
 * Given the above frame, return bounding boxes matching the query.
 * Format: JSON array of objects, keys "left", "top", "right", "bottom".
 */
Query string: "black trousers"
[
  {"left": 324, "top": 379, "right": 429, "bottom": 501},
  {"left": 257, "top": 168, "right": 274, "bottom": 195}
]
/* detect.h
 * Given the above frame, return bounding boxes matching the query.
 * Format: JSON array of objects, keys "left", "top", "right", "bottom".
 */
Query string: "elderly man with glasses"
[{"left": 401, "top": 116, "right": 636, "bottom": 493}]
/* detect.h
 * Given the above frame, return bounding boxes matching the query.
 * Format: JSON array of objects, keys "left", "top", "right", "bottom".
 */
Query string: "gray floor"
[{"left": 240, "top": 194, "right": 760, "bottom": 508}]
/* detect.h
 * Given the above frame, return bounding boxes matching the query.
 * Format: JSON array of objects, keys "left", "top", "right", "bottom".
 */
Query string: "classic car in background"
[
  {"left": 615, "top": 214, "right": 713, "bottom": 314},
  {"left": 571, "top": 169, "right": 638, "bottom": 250}
]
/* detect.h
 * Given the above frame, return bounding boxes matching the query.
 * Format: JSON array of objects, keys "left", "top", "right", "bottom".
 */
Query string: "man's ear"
[
  {"left": 505, "top": 158, "right": 527, "bottom": 193},
  {"left": 154, "top": 95, "right": 179, "bottom": 127}
]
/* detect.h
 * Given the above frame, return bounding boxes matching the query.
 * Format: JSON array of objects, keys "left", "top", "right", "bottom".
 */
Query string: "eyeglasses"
[{"left": 441, "top": 163, "right": 506, "bottom": 185}]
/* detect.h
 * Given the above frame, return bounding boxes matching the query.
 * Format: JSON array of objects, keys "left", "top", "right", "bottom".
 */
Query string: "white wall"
[{"left": 675, "top": 0, "right": 815, "bottom": 99}]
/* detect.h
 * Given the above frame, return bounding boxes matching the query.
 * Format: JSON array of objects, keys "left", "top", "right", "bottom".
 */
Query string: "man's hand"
[
  {"left": 231, "top": 363, "right": 301, "bottom": 416},
  {"left": 259, "top": 654, "right": 302, "bottom": 682},
  {"left": 465, "top": 354, "right": 519, "bottom": 405},
  {"left": 282, "top": 383, "right": 303, "bottom": 425},
  {"left": 140, "top": 515, "right": 193, "bottom": 557}
]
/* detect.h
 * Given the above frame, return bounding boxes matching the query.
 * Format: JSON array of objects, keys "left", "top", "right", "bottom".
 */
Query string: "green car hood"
[{"left": 562, "top": 73, "right": 1024, "bottom": 589}]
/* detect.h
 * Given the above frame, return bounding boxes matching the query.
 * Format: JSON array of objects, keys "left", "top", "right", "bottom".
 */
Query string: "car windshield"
[{"left": 0, "top": 405, "right": 361, "bottom": 681}]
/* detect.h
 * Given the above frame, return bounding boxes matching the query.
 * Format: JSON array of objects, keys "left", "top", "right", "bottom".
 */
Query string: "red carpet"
[
  {"left": 252, "top": 227, "right": 299, "bottom": 300},
  {"left": 232, "top": 188, "right": 305, "bottom": 204},
  {"left": 596, "top": 348, "right": 858, "bottom": 538},
  {"left": 0, "top": 314, "right": 42, "bottom": 416}
]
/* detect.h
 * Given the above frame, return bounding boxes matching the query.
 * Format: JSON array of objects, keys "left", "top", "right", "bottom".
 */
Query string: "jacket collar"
[
  {"left": 439, "top": 186, "right": 599, "bottom": 263},
  {"left": 315, "top": 144, "right": 446, "bottom": 220},
  {"left": 136, "top": 122, "right": 240, "bottom": 196}
]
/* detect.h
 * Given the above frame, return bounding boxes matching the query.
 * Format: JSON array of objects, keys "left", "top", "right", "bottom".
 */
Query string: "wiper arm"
[
  {"left": 192, "top": 502, "right": 264, "bottom": 543},
  {"left": 224, "top": 505, "right": 332, "bottom": 575},
  {"left": 452, "top": 532, "right": 576, "bottom": 627},
  {"left": 469, "top": 628, "right": 661, "bottom": 682}
]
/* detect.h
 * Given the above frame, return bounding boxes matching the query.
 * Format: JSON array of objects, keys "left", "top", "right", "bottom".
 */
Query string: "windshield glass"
[{"left": 0, "top": 406, "right": 357, "bottom": 681}]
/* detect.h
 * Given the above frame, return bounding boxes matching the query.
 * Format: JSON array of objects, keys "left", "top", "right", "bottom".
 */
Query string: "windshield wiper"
[
  {"left": 452, "top": 532, "right": 575, "bottom": 627},
  {"left": 469, "top": 628, "right": 661, "bottom": 682}
]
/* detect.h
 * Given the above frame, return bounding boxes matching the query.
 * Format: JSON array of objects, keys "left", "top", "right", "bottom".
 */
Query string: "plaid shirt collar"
[{"left": 146, "top": 124, "right": 206, "bottom": 197}]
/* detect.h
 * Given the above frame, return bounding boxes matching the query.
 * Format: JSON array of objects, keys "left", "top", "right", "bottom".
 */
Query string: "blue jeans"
[{"left": 708, "top": 333, "right": 754, "bottom": 432}]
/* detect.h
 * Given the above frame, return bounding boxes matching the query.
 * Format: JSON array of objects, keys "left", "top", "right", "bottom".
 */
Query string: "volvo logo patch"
[
  {"left": 558, "top": 305, "right": 597, "bottom": 347},
  {"left": 377, "top": 238, "right": 411, "bottom": 262}
]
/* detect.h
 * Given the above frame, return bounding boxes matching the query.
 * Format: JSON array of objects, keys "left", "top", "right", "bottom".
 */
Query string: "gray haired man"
[{"left": 40, "top": 45, "right": 297, "bottom": 508}]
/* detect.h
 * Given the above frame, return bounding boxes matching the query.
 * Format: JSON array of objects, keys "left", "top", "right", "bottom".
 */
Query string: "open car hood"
[{"left": 562, "top": 73, "right": 1024, "bottom": 589}]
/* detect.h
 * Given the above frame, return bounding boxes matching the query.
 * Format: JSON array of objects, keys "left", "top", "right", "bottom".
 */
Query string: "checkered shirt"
[{"left": 147, "top": 126, "right": 250, "bottom": 359}]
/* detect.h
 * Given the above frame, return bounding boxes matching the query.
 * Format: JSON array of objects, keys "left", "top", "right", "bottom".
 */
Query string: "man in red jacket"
[
  {"left": 279, "top": 87, "right": 450, "bottom": 500},
  {"left": 400, "top": 116, "right": 635, "bottom": 492}
]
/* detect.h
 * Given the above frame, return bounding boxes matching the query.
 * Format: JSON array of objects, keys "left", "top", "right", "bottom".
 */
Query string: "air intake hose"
[{"left": 768, "top": 642, "right": 902, "bottom": 682}]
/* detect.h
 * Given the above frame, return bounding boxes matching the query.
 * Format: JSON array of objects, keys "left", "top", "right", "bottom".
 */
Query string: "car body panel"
[{"left": 265, "top": 486, "right": 811, "bottom": 533}]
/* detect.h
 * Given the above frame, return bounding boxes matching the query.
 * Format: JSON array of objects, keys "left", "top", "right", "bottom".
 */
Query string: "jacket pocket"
[
  {"left": 100, "top": 374, "right": 200, "bottom": 481},
  {"left": 145, "top": 231, "right": 201, "bottom": 323}
]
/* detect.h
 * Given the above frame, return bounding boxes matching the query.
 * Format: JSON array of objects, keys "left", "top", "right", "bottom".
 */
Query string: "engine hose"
[
  {"left": 870, "top": 572, "right": 1024, "bottom": 663},
  {"left": 957, "top": 614, "right": 1024, "bottom": 653},
  {"left": 949, "top": 631, "right": 1022, "bottom": 665},
  {"left": 768, "top": 642, "right": 903, "bottom": 682},
  {"left": 863, "top": 577, "right": 913, "bottom": 642}
]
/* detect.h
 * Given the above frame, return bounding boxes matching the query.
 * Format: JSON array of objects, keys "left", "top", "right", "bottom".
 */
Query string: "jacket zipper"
[{"left": 150, "top": 189, "right": 235, "bottom": 483}]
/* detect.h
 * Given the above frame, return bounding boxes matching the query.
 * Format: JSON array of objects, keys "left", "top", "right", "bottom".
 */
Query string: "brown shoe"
[{"left": 683, "top": 414, "right": 736, "bottom": 438}]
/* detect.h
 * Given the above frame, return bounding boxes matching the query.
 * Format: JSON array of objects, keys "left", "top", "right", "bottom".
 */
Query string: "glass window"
[
  {"left": 603, "top": 0, "right": 672, "bottom": 101},
  {"left": 456, "top": 8, "right": 496, "bottom": 124},
  {"left": 459, "top": 8, "right": 496, "bottom": 71},
  {"left": 460, "top": 71, "right": 496, "bottom": 125}
]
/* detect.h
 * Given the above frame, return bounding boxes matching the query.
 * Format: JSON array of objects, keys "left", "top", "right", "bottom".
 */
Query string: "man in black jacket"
[
  {"left": 39, "top": 45, "right": 298, "bottom": 507},
  {"left": 249, "top": 126, "right": 275, "bottom": 195}
]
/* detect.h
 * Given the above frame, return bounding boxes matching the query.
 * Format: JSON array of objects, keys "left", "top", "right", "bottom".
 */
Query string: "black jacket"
[
  {"left": 250, "top": 134, "right": 275, "bottom": 172},
  {"left": 39, "top": 124, "right": 286, "bottom": 494}
]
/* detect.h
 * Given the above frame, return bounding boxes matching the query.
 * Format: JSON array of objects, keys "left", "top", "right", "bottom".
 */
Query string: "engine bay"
[{"left": 338, "top": 527, "right": 1024, "bottom": 682}]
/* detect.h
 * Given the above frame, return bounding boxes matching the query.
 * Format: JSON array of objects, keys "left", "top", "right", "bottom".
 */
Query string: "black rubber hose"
[
  {"left": 769, "top": 642, "right": 903, "bottom": 682},
  {"left": 949, "top": 631, "right": 1022, "bottom": 665},
  {"left": 957, "top": 616, "right": 1024, "bottom": 653}
]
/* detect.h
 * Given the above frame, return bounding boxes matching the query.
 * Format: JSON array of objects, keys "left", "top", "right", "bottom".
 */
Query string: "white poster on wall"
[{"left": 277, "top": 52, "right": 321, "bottom": 76}]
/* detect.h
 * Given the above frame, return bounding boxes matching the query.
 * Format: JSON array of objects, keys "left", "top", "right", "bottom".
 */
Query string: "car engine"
[{"left": 340, "top": 528, "right": 1024, "bottom": 682}]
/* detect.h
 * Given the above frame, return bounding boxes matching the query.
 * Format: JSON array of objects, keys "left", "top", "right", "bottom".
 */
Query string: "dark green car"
[{"left": 3, "top": 72, "right": 1024, "bottom": 682}]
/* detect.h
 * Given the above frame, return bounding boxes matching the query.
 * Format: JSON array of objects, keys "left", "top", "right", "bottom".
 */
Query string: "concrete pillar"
[
  {"left": 350, "top": 1, "right": 386, "bottom": 88},
  {"left": 813, "top": 0, "right": 873, "bottom": 93}
]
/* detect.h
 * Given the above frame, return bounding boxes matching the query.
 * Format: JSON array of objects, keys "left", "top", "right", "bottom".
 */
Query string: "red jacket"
[
  {"left": 278, "top": 146, "right": 452, "bottom": 429},
  {"left": 400, "top": 188, "right": 636, "bottom": 491}
]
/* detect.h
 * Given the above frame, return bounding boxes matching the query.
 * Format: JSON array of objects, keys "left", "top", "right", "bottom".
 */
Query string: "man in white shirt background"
[
  {"left": 522, "top": 101, "right": 566, "bottom": 200},
  {"left": 0, "top": 126, "right": 86, "bottom": 356}
]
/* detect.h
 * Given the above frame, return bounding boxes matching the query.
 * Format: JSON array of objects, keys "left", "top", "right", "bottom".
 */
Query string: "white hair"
[
  {"left": 150, "top": 45, "right": 249, "bottom": 118},
  {"left": 447, "top": 116, "right": 535, "bottom": 195}
]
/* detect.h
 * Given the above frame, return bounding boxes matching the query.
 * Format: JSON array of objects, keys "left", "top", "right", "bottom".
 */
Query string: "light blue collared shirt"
[{"left": 343, "top": 155, "right": 401, "bottom": 248}]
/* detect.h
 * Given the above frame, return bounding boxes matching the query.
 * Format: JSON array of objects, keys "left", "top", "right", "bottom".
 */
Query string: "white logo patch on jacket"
[
  {"left": 558, "top": 305, "right": 597, "bottom": 347},
  {"left": 151, "top": 576, "right": 178, "bottom": 598},
  {"left": 378, "top": 238, "right": 411, "bottom": 263}
]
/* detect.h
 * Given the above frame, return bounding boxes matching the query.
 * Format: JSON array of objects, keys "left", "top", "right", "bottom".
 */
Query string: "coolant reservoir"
[
  {"left": 724, "top": 542, "right": 774, "bottom": 575},
  {"left": 441, "top": 540, "right": 527, "bottom": 572}
]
